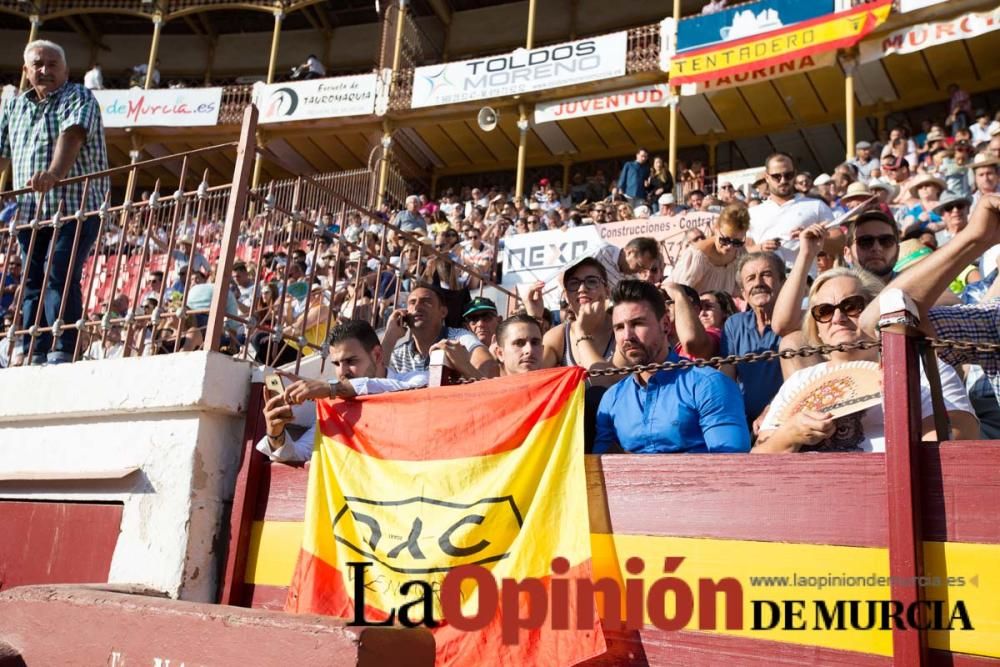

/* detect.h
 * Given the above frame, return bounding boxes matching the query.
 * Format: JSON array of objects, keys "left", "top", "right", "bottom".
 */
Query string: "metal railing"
[{"left": 0, "top": 105, "right": 520, "bottom": 370}]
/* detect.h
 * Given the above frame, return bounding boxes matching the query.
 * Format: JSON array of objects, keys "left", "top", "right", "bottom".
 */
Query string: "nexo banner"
[
  {"left": 92, "top": 88, "right": 222, "bottom": 128},
  {"left": 254, "top": 73, "right": 378, "bottom": 124},
  {"left": 411, "top": 32, "right": 627, "bottom": 109},
  {"left": 676, "top": 0, "right": 835, "bottom": 53}
]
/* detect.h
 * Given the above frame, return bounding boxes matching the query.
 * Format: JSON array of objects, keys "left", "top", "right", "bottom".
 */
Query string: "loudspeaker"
[{"left": 477, "top": 107, "right": 499, "bottom": 132}]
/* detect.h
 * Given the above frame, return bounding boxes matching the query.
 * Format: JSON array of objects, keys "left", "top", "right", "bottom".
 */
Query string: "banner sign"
[
  {"left": 411, "top": 32, "right": 627, "bottom": 108},
  {"left": 254, "top": 73, "right": 378, "bottom": 124},
  {"left": 676, "top": 0, "right": 835, "bottom": 53},
  {"left": 501, "top": 212, "right": 717, "bottom": 309},
  {"left": 92, "top": 88, "right": 222, "bottom": 128},
  {"left": 534, "top": 84, "right": 673, "bottom": 124},
  {"left": 859, "top": 7, "right": 1000, "bottom": 63},
  {"left": 670, "top": 0, "right": 891, "bottom": 85},
  {"left": 287, "top": 368, "right": 604, "bottom": 665},
  {"left": 680, "top": 52, "right": 836, "bottom": 95},
  {"left": 899, "top": 0, "right": 949, "bottom": 12}
]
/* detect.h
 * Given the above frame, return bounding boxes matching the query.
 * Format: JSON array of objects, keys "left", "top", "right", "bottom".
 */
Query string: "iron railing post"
[{"left": 206, "top": 106, "right": 258, "bottom": 352}]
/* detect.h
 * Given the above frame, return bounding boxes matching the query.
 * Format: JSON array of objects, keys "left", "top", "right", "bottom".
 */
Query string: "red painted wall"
[{"left": 0, "top": 501, "right": 122, "bottom": 590}]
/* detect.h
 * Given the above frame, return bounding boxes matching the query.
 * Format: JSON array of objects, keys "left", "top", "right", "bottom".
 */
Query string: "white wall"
[{"left": 0, "top": 351, "right": 252, "bottom": 602}]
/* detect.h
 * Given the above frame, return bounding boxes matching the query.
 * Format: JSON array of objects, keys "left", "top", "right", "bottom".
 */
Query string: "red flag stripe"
[{"left": 316, "top": 366, "right": 587, "bottom": 461}]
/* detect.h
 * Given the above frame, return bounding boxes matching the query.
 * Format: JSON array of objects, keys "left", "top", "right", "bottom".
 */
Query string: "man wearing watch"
[{"left": 256, "top": 320, "right": 428, "bottom": 463}]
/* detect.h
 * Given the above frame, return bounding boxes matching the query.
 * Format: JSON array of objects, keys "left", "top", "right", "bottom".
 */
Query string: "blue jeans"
[{"left": 17, "top": 215, "right": 100, "bottom": 362}]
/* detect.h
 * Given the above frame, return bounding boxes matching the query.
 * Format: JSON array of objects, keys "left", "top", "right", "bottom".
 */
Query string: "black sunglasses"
[
  {"left": 718, "top": 234, "right": 745, "bottom": 247},
  {"left": 940, "top": 204, "right": 967, "bottom": 214},
  {"left": 768, "top": 171, "right": 796, "bottom": 182},
  {"left": 810, "top": 294, "right": 868, "bottom": 323},
  {"left": 855, "top": 234, "right": 896, "bottom": 250}
]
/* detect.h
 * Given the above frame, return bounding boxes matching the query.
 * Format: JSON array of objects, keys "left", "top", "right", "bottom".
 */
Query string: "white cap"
[
  {"left": 658, "top": 193, "right": 675, "bottom": 205},
  {"left": 813, "top": 174, "right": 832, "bottom": 186}
]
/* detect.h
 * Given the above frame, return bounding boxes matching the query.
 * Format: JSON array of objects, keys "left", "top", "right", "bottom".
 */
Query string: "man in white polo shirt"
[{"left": 748, "top": 152, "right": 834, "bottom": 270}]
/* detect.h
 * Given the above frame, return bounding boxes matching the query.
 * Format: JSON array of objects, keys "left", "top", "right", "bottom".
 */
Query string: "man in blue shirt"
[
  {"left": 720, "top": 252, "right": 786, "bottom": 425},
  {"left": 594, "top": 279, "right": 750, "bottom": 454},
  {"left": 614, "top": 148, "right": 650, "bottom": 203}
]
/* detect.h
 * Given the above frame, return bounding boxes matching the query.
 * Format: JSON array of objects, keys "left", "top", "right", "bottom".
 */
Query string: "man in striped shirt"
[{"left": 0, "top": 40, "right": 108, "bottom": 364}]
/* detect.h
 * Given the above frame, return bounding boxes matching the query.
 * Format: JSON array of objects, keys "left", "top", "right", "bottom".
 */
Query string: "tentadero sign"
[{"left": 411, "top": 32, "right": 627, "bottom": 109}]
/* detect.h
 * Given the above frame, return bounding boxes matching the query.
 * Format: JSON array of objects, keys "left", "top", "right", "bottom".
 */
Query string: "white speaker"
[{"left": 477, "top": 107, "right": 499, "bottom": 132}]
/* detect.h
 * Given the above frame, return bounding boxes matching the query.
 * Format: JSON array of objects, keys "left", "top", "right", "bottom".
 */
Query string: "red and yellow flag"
[
  {"left": 669, "top": 0, "right": 892, "bottom": 85},
  {"left": 286, "top": 366, "right": 605, "bottom": 666}
]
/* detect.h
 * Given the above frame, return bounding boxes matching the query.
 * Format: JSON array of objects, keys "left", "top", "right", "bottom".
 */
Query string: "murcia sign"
[
  {"left": 411, "top": 32, "right": 627, "bottom": 109},
  {"left": 254, "top": 73, "right": 378, "bottom": 124},
  {"left": 92, "top": 88, "right": 222, "bottom": 128}
]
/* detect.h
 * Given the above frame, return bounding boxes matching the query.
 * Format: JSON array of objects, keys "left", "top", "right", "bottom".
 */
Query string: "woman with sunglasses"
[
  {"left": 754, "top": 267, "right": 978, "bottom": 453},
  {"left": 670, "top": 204, "right": 749, "bottom": 294}
]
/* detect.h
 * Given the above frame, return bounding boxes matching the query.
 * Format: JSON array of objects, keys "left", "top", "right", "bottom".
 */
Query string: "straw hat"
[
  {"left": 907, "top": 174, "right": 946, "bottom": 198},
  {"left": 841, "top": 181, "right": 873, "bottom": 203},
  {"left": 972, "top": 152, "right": 1000, "bottom": 170},
  {"left": 868, "top": 179, "right": 898, "bottom": 201}
]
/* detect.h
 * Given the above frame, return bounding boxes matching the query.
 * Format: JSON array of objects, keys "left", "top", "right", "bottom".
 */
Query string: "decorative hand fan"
[{"left": 775, "top": 361, "right": 882, "bottom": 424}]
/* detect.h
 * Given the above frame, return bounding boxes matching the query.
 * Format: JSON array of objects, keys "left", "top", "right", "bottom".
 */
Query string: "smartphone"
[{"left": 264, "top": 373, "right": 287, "bottom": 400}]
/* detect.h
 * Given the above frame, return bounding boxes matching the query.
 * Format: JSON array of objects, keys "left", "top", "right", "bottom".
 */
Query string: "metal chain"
[
  {"left": 449, "top": 336, "right": 993, "bottom": 384},
  {"left": 584, "top": 340, "right": 882, "bottom": 378},
  {"left": 928, "top": 337, "right": 1000, "bottom": 355}
]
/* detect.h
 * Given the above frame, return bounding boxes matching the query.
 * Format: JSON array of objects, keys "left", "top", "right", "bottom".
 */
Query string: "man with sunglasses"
[
  {"left": 933, "top": 193, "right": 971, "bottom": 247},
  {"left": 747, "top": 152, "right": 834, "bottom": 271},
  {"left": 844, "top": 210, "right": 900, "bottom": 284},
  {"left": 462, "top": 296, "right": 499, "bottom": 347}
]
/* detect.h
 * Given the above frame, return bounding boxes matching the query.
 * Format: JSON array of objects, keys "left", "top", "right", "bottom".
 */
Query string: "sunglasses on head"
[
  {"left": 718, "top": 234, "right": 744, "bottom": 247},
  {"left": 855, "top": 234, "right": 896, "bottom": 250},
  {"left": 810, "top": 294, "right": 867, "bottom": 324},
  {"left": 768, "top": 171, "right": 796, "bottom": 182}
]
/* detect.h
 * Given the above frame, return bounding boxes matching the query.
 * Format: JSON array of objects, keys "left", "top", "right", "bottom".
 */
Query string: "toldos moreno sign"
[{"left": 411, "top": 32, "right": 627, "bottom": 108}]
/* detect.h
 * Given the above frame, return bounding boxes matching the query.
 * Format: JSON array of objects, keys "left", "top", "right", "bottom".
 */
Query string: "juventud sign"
[
  {"left": 860, "top": 7, "right": 1000, "bottom": 62},
  {"left": 534, "top": 85, "right": 673, "bottom": 124},
  {"left": 93, "top": 88, "right": 222, "bottom": 128},
  {"left": 411, "top": 32, "right": 627, "bottom": 108}
]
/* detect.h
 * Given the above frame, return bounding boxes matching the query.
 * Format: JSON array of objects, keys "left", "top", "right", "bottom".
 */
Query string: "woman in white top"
[
  {"left": 754, "top": 267, "right": 978, "bottom": 453},
  {"left": 670, "top": 204, "right": 748, "bottom": 295}
]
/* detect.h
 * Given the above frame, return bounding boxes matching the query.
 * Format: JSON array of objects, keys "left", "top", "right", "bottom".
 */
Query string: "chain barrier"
[{"left": 449, "top": 336, "right": 992, "bottom": 384}]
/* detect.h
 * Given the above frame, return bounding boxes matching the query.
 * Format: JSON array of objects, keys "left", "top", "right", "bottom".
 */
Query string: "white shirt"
[
  {"left": 83, "top": 67, "right": 103, "bottom": 90},
  {"left": 306, "top": 56, "right": 326, "bottom": 76},
  {"left": 971, "top": 123, "right": 993, "bottom": 146},
  {"left": 748, "top": 194, "right": 834, "bottom": 269},
  {"left": 760, "top": 358, "right": 973, "bottom": 452},
  {"left": 255, "top": 369, "right": 429, "bottom": 463},
  {"left": 592, "top": 244, "right": 624, "bottom": 289}
]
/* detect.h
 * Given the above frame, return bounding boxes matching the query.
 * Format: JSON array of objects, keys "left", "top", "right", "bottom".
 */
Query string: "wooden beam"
[{"left": 426, "top": 0, "right": 452, "bottom": 25}]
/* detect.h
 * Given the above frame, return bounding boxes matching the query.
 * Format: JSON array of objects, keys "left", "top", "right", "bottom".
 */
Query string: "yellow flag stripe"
[
  {"left": 248, "top": 522, "right": 999, "bottom": 659},
  {"left": 295, "top": 382, "right": 591, "bottom": 618}
]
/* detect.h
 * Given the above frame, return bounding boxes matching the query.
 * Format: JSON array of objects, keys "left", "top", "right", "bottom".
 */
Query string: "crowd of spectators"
[{"left": 3, "top": 42, "right": 999, "bottom": 456}]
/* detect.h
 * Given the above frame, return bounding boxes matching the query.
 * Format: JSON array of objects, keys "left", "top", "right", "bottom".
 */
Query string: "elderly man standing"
[{"left": 0, "top": 40, "right": 108, "bottom": 365}]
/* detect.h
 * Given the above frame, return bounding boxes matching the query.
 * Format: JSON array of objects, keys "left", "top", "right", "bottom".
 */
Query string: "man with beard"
[
  {"left": 843, "top": 210, "right": 900, "bottom": 284},
  {"left": 493, "top": 313, "right": 543, "bottom": 375},
  {"left": 593, "top": 280, "right": 749, "bottom": 454},
  {"left": 256, "top": 320, "right": 430, "bottom": 462},
  {"left": 383, "top": 284, "right": 498, "bottom": 377},
  {"left": 747, "top": 153, "right": 833, "bottom": 270},
  {"left": 720, "top": 252, "right": 786, "bottom": 424}
]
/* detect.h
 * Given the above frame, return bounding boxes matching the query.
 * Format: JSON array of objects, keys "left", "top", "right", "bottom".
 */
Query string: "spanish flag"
[{"left": 286, "top": 366, "right": 605, "bottom": 666}]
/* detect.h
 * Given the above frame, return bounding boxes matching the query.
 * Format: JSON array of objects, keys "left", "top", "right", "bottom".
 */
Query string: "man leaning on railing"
[{"left": 0, "top": 39, "right": 108, "bottom": 365}]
